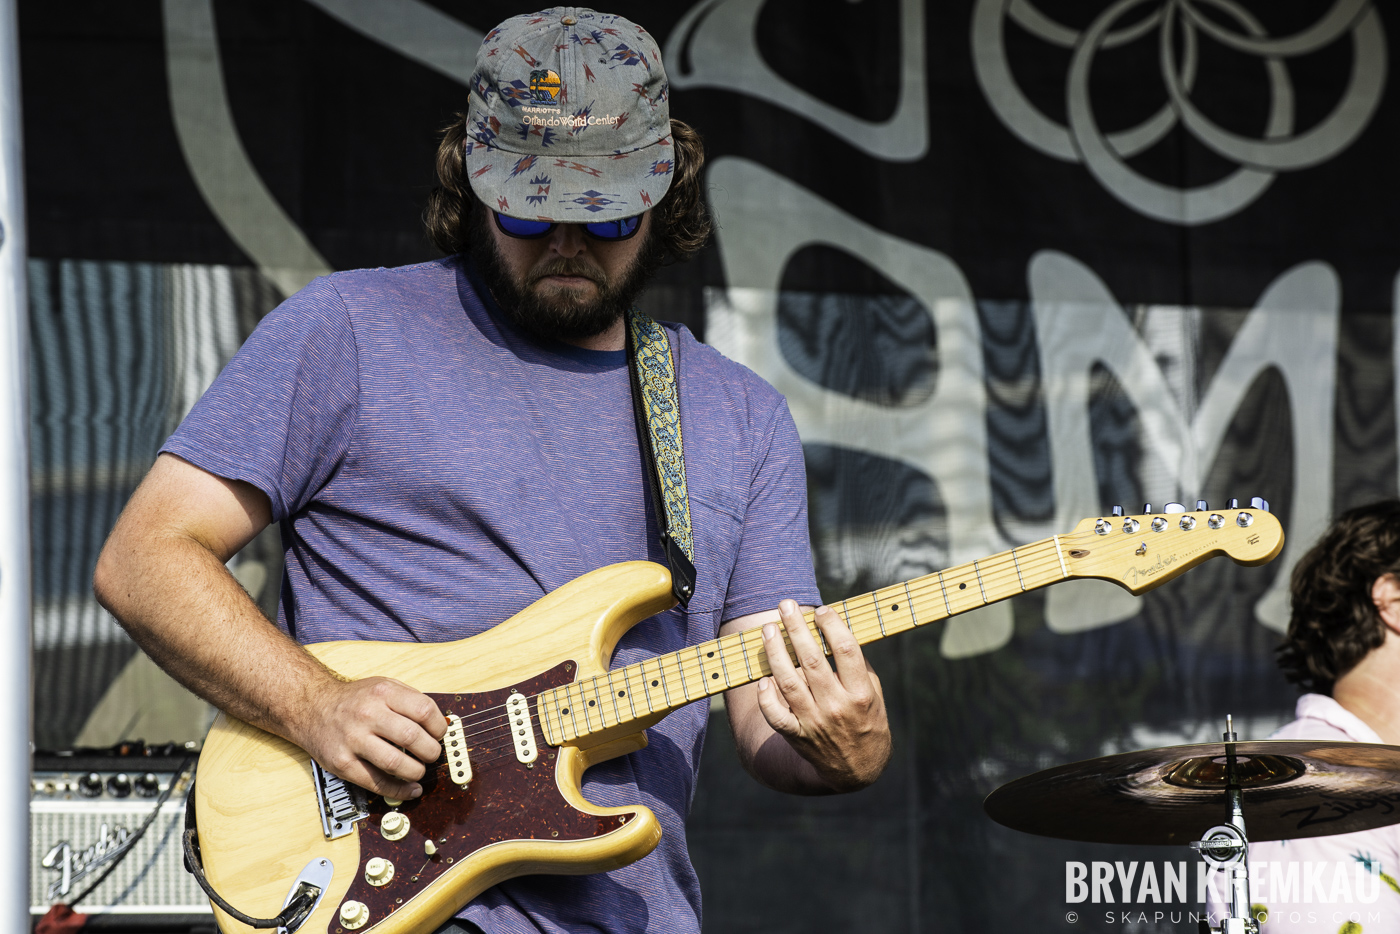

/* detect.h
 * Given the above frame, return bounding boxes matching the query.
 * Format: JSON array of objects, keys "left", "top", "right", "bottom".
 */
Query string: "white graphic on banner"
[
  {"left": 665, "top": 0, "right": 929, "bottom": 161},
  {"left": 707, "top": 157, "right": 1338, "bottom": 651},
  {"left": 163, "top": 0, "right": 332, "bottom": 296},
  {"left": 1032, "top": 252, "right": 1338, "bottom": 633},
  {"left": 706, "top": 157, "right": 1007, "bottom": 658},
  {"left": 973, "top": 0, "right": 1387, "bottom": 225},
  {"left": 301, "top": 0, "right": 483, "bottom": 85}
]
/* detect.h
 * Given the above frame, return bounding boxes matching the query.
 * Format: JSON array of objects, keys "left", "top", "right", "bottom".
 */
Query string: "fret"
[
  {"left": 716, "top": 637, "right": 733, "bottom": 689},
  {"left": 700, "top": 643, "right": 723, "bottom": 692},
  {"left": 637, "top": 659, "right": 656, "bottom": 712},
  {"left": 754, "top": 630, "right": 773, "bottom": 677},
  {"left": 1051, "top": 534, "right": 1070, "bottom": 578},
  {"left": 583, "top": 676, "right": 604, "bottom": 730},
  {"left": 583, "top": 674, "right": 606, "bottom": 729},
  {"left": 619, "top": 666, "right": 638, "bottom": 720},
  {"left": 1010, "top": 548, "right": 1026, "bottom": 591},
  {"left": 604, "top": 672, "right": 622, "bottom": 725},
  {"left": 542, "top": 690, "right": 561, "bottom": 744},
  {"left": 673, "top": 650, "right": 691, "bottom": 701},
  {"left": 563, "top": 682, "right": 586, "bottom": 736},
  {"left": 656, "top": 656, "right": 674, "bottom": 708},
  {"left": 562, "top": 528, "right": 1122, "bottom": 746},
  {"left": 682, "top": 649, "right": 705, "bottom": 700}
]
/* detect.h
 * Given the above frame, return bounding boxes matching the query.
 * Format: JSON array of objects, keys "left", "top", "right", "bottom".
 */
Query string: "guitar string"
[
  {"left": 412, "top": 522, "right": 1246, "bottom": 779},
  {"left": 441, "top": 541, "right": 1076, "bottom": 746},
  {"left": 414, "top": 530, "right": 1198, "bottom": 777},
  {"left": 437, "top": 543, "right": 1075, "bottom": 760}
]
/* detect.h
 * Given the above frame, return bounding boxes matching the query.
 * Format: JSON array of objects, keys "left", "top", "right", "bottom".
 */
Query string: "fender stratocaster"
[{"left": 194, "top": 504, "right": 1283, "bottom": 933}]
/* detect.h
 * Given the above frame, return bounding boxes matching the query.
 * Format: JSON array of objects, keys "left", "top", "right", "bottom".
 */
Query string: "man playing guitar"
[{"left": 93, "top": 8, "right": 892, "bottom": 933}]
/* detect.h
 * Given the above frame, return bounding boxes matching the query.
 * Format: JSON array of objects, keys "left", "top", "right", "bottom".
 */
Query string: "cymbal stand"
[{"left": 1190, "top": 716, "right": 1258, "bottom": 934}]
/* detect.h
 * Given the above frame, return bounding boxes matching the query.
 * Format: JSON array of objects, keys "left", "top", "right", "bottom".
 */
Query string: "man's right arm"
[{"left": 93, "top": 453, "right": 446, "bottom": 799}]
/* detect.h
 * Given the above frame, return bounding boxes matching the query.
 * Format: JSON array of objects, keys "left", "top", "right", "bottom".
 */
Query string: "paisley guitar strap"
[{"left": 625, "top": 310, "right": 698, "bottom": 608}]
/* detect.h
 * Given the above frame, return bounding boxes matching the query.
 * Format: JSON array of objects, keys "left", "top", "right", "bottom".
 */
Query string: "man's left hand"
[{"left": 735, "top": 599, "right": 892, "bottom": 792}]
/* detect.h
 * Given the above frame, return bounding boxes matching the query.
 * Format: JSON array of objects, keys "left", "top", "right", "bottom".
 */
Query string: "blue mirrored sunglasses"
[{"left": 493, "top": 210, "right": 644, "bottom": 242}]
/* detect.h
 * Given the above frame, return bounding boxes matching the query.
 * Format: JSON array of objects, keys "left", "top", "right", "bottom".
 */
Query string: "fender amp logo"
[
  {"left": 973, "top": 0, "right": 1387, "bottom": 225},
  {"left": 40, "top": 822, "right": 132, "bottom": 901}
]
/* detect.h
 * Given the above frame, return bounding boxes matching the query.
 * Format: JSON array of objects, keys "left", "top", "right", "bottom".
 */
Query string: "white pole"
[{"left": 0, "top": 0, "right": 28, "bottom": 927}]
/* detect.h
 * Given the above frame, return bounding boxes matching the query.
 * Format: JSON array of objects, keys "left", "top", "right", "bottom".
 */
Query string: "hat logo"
[{"left": 529, "top": 69, "right": 562, "bottom": 103}]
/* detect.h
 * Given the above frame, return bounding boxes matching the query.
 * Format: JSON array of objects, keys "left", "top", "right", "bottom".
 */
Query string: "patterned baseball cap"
[{"left": 464, "top": 8, "right": 674, "bottom": 223}]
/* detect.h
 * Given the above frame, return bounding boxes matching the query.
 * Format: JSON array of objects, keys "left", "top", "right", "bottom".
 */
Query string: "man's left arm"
[{"left": 720, "top": 600, "right": 892, "bottom": 795}]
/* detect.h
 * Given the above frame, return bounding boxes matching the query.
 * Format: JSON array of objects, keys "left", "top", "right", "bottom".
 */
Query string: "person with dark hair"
[
  {"left": 1216, "top": 501, "right": 1400, "bottom": 932},
  {"left": 92, "top": 8, "right": 891, "bottom": 934}
]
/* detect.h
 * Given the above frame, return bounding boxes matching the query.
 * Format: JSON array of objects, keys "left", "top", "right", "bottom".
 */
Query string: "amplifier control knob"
[
  {"left": 339, "top": 900, "right": 370, "bottom": 930},
  {"left": 135, "top": 773, "right": 160, "bottom": 797},
  {"left": 106, "top": 773, "right": 132, "bottom": 798},
  {"left": 365, "top": 857, "right": 395, "bottom": 886},
  {"left": 77, "top": 772, "right": 103, "bottom": 798}
]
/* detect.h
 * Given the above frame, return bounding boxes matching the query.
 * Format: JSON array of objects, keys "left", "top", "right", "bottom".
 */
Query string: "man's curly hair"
[
  {"left": 1278, "top": 500, "right": 1400, "bottom": 694},
  {"left": 423, "top": 117, "right": 711, "bottom": 261}
]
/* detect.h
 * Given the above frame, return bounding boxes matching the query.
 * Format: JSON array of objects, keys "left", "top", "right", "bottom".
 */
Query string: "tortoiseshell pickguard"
[{"left": 331, "top": 661, "right": 631, "bottom": 930}]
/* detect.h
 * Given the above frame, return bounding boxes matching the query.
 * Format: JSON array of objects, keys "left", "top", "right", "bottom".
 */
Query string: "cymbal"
[{"left": 984, "top": 740, "right": 1400, "bottom": 845}]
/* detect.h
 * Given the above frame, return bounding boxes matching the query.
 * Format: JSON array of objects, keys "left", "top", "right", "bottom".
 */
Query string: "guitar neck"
[{"left": 537, "top": 536, "right": 1072, "bottom": 746}]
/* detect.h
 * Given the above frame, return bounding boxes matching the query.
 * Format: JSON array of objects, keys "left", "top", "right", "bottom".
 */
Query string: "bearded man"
[{"left": 93, "top": 8, "right": 892, "bottom": 934}]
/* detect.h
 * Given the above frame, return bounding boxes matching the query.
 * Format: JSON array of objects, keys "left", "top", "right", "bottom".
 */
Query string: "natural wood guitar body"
[
  {"left": 195, "top": 561, "right": 676, "bottom": 934},
  {"left": 193, "top": 505, "right": 1284, "bottom": 934}
]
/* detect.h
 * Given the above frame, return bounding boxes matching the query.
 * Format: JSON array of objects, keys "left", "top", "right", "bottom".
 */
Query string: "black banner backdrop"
[{"left": 21, "top": 1, "right": 1400, "bottom": 931}]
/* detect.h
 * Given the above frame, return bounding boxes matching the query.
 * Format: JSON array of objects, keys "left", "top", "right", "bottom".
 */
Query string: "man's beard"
[{"left": 468, "top": 206, "right": 662, "bottom": 345}]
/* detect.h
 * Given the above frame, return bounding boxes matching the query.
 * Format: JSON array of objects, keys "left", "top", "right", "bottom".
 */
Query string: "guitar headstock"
[{"left": 1061, "top": 498, "right": 1284, "bottom": 595}]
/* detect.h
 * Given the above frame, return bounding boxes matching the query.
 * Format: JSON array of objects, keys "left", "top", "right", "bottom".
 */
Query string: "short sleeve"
[
  {"left": 721, "top": 399, "right": 820, "bottom": 620},
  {"left": 160, "top": 276, "right": 359, "bottom": 522}
]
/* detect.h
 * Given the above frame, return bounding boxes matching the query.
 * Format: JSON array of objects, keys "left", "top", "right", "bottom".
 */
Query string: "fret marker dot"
[
  {"left": 562, "top": 708, "right": 569, "bottom": 715},
  {"left": 588, "top": 700, "right": 596, "bottom": 706},
  {"left": 959, "top": 583, "right": 967, "bottom": 590},
  {"left": 618, "top": 691, "right": 625, "bottom": 697},
  {"left": 707, "top": 652, "right": 714, "bottom": 658},
  {"left": 651, "top": 680, "right": 659, "bottom": 686},
  {"left": 711, "top": 673, "right": 719, "bottom": 679},
  {"left": 891, "top": 604, "right": 899, "bottom": 611}
]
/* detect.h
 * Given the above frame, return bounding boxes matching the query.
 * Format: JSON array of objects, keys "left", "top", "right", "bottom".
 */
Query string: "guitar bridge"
[{"left": 310, "top": 760, "right": 369, "bottom": 840}]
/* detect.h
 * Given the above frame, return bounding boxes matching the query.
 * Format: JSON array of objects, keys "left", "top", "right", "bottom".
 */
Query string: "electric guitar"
[{"left": 192, "top": 503, "right": 1283, "bottom": 933}]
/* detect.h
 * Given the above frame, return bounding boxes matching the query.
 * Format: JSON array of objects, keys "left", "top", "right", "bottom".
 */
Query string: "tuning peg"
[
  {"left": 1111, "top": 505, "right": 1124, "bottom": 517},
  {"left": 1195, "top": 500, "right": 1208, "bottom": 511},
  {"left": 1227, "top": 498, "right": 1239, "bottom": 509},
  {"left": 1164, "top": 502, "right": 1185, "bottom": 513},
  {"left": 1250, "top": 496, "right": 1269, "bottom": 512},
  {"left": 1143, "top": 503, "right": 1153, "bottom": 514}
]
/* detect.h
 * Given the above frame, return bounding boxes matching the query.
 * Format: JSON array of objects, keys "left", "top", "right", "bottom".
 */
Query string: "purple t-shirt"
[{"left": 161, "top": 255, "right": 818, "bottom": 934}]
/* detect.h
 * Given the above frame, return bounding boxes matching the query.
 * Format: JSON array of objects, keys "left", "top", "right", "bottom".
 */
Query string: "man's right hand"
[
  {"left": 95, "top": 454, "right": 453, "bottom": 803},
  {"left": 297, "top": 677, "right": 449, "bottom": 800}
]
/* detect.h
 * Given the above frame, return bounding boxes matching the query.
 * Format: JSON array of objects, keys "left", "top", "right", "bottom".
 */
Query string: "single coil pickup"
[
  {"left": 507, "top": 692, "right": 538, "bottom": 764},
  {"left": 444, "top": 714, "right": 472, "bottom": 787}
]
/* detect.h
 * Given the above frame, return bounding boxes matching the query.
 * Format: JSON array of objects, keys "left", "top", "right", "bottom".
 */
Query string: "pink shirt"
[{"left": 1209, "top": 695, "right": 1400, "bottom": 933}]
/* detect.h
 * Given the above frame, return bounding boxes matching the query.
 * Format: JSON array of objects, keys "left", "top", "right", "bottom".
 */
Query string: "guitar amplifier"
[{"left": 30, "top": 748, "right": 214, "bottom": 931}]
